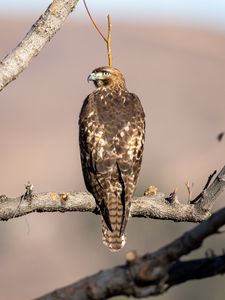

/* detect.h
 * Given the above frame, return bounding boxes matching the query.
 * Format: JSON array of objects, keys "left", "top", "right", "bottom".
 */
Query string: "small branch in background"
[
  {"left": 83, "top": 0, "right": 113, "bottom": 66},
  {"left": 83, "top": 0, "right": 106, "bottom": 41},
  {"left": 203, "top": 170, "right": 217, "bottom": 191},
  {"left": 217, "top": 132, "right": 224, "bottom": 142},
  {"left": 36, "top": 207, "right": 225, "bottom": 300},
  {"left": 0, "top": 0, "right": 80, "bottom": 92},
  {"left": 185, "top": 180, "right": 194, "bottom": 203},
  {"left": 106, "top": 15, "right": 112, "bottom": 66}
]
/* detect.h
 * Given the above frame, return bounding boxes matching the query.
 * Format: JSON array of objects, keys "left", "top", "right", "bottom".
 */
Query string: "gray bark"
[
  {"left": 0, "top": 0, "right": 79, "bottom": 91},
  {"left": 1, "top": 165, "right": 224, "bottom": 223}
]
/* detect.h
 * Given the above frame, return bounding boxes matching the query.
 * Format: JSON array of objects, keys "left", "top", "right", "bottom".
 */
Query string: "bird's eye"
[{"left": 103, "top": 71, "right": 109, "bottom": 76}]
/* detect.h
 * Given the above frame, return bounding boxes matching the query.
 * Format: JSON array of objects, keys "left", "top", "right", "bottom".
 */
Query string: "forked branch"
[{"left": 83, "top": 0, "right": 112, "bottom": 66}]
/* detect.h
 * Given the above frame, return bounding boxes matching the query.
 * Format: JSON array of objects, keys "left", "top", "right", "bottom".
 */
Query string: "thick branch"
[
  {"left": 197, "top": 166, "right": 225, "bottom": 209},
  {"left": 168, "top": 256, "right": 225, "bottom": 287},
  {"left": 0, "top": 0, "right": 79, "bottom": 92},
  {"left": 0, "top": 192, "right": 211, "bottom": 222},
  {"left": 36, "top": 207, "right": 225, "bottom": 300},
  {"left": 0, "top": 165, "right": 225, "bottom": 222}
]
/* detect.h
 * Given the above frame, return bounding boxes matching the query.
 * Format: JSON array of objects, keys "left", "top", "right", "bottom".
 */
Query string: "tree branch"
[
  {"left": 191, "top": 170, "right": 217, "bottom": 204},
  {"left": 0, "top": 0, "right": 79, "bottom": 92},
  {"left": 168, "top": 256, "right": 225, "bottom": 287},
  {"left": 35, "top": 207, "right": 225, "bottom": 300},
  {"left": 0, "top": 165, "right": 224, "bottom": 222}
]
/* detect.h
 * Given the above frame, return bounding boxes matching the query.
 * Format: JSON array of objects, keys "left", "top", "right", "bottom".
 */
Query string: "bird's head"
[{"left": 87, "top": 66, "right": 126, "bottom": 89}]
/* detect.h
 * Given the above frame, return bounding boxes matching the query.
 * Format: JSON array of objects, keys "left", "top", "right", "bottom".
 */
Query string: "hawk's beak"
[{"left": 87, "top": 73, "right": 96, "bottom": 83}]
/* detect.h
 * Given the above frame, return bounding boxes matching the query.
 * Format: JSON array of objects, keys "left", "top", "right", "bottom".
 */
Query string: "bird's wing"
[
  {"left": 79, "top": 92, "right": 145, "bottom": 234},
  {"left": 115, "top": 93, "right": 145, "bottom": 233},
  {"left": 79, "top": 94, "right": 118, "bottom": 231}
]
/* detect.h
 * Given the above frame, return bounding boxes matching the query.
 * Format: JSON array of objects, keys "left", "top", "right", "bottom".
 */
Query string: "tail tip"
[{"left": 102, "top": 233, "right": 126, "bottom": 252}]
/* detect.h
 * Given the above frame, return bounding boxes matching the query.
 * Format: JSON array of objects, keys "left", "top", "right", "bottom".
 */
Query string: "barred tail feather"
[
  {"left": 101, "top": 195, "right": 127, "bottom": 252},
  {"left": 101, "top": 217, "right": 126, "bottom": 252}
]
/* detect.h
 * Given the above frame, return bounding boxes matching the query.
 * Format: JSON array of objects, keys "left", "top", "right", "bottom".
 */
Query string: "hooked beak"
[{"left": 87, "top": 72, "right": 97, "bottom": 83}]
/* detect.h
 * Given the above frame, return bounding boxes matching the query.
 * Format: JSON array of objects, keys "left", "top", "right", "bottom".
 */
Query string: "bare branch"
[
  {"left": 106, "top": 15, "right": 112, "bottom": 66},
  {"left": 83, "top": 0, "right": 113, "bottom": 66},
  {"left": 0, "top": 192, "right": 209, "bottom": 222},
  {"left": 191, "top": 169, "right": 217, "bottom": 204},
  {"left": 217, "top": 132, "right": 224, "bottom": 142},
  {"left": 167, "top": 256, "right": 225, "bottom": 287},
  {"left": 0, "top": 0, "right": 79, "bottom": 92},
  {"left": 83, "top": 0, "right": 107, "bottom": 42},
  {"left": 185, "top": 180, "right": 194, "bottom": 203},
  {"left": 12, "top": 181, "right": 34, "bottom": 218},
  {"left": 196, "top": 166, "right": 225, "bottom": 209},
  {"left": 1, "top": 165, "right": 225, "bottom": 222},
  {"left": 35, "top": 207, "right": 225, "bottom": 300}
]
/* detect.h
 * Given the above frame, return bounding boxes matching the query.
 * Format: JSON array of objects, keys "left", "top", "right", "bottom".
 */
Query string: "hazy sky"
[{"left": 0, "top": 0, "right": 225, "bottom": 29}]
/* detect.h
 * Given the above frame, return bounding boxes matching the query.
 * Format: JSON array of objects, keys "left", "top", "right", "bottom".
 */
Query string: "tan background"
[{"left": 0, "top": 16, "right": 224, "bottom": 300}]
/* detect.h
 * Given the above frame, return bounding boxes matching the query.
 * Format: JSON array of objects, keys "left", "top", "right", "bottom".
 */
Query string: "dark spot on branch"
[{"left": 191, "top": 170, "right": 217, "bottom": 204}]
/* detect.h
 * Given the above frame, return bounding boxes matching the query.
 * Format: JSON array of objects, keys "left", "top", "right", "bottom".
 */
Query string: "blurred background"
[{"left": 0, "top": 1, "right": 225, "bottom": 299}]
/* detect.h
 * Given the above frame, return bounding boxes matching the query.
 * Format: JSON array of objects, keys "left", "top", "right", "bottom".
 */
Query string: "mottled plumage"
[{"left": 79, "top": 66, "right": 145, "bottom": 251}]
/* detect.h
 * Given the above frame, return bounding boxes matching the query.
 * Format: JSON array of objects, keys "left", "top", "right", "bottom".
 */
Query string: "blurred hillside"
[{"left": 0, "top": 17, "right": 224, "bottom": 300}]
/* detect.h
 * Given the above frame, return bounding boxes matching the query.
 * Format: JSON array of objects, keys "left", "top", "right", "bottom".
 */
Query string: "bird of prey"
[{"left": 79, "top": 66, "right": 145, "bottom": 251}]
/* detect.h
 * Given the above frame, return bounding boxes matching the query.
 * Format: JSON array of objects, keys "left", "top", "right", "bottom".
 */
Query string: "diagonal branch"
[
  {"left": 83, "top": 0, "right": 113, "bottom": 66},
  {"left": 168, "top": 256, "right": 225, "bottom": 287},
  {"left": 191, "top": 170, "right": 217, "bottom": 204},
  {"left": 0, "top": 0, "right": 80, "bottom": 92},
  {"left": 83, "top": 0, "right": 107, "bottom": 42},
  {"left": 35, "top": 207, "right": 225, "bottom": 300},
  {"left": 0, "top": 165, "right": 225, "bottom": 222},
  {"left": 195, "top": 166, "right": 225, "bottom": 210}
]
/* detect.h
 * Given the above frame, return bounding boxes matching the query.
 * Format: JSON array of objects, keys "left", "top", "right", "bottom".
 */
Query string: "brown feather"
[{"left": 79, "top": 66, "right": 145, "bottom": 251}]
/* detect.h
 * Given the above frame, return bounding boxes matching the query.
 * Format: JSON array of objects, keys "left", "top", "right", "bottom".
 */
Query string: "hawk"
[{"left": 79, "top": 66, "right": 145, "bottom": 251}]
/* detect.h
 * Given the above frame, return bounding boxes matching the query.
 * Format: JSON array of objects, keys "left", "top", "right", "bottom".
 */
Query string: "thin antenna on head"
[{"left": 83, "top": 0, "right": 112, "bottom": 66}]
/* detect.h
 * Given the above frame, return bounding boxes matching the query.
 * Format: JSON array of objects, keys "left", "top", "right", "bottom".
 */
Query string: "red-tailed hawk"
[{"left": 79, "top": 66, "right": 145, "bottom": 251}]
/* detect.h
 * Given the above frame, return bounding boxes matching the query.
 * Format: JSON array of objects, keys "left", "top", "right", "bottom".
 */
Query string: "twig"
[
  {"left": 165, "top": 188, "right": 179, "bottom": 204},
  {"left": 83, "top": 0, "right": 113, "bottom": 66},
  {"left": 35, "top": 207, "right": 225, "bottom": 300},
  {"left": 106, "top": 15, "right": 112, "bottom": 67},
  {"left": 185, "top": 181, "right": 194, "bottom": 203},
  {"left": 191, "top": 170, "right": 217, "bottom": 204},
  {"left": 217, "top": 132, "right": 224, "bottom": 142},
  {"left": 203, "top": 170, "right": 217, "bottom": 190},
  {"left": 83, "top": 0, "right": 106, "bottom": 42},
  {"left": 13, "top": 181, "right": 34, "bottom": 218},
  {"left": 0, "top": 0, "right": 79, "bottom": 92}
]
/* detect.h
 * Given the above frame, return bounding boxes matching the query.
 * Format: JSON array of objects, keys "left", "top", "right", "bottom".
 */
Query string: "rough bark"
[
  {"left": 0, "top": 165, "right": 224, "bottom": 223},
  {"left": 36, "top": 207, "right": 225, "bottom": 300},
  {"left": 0, "top": 0, "right": 79, "bottom": 91}
]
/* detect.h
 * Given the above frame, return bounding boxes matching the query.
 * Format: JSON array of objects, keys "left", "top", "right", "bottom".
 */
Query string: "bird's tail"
[
  {"left": 101, "top": 195, "right": 128, "bottom": 252},
  {"left": 101, "top": 217, "right": 126, "bottom": 252}
]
